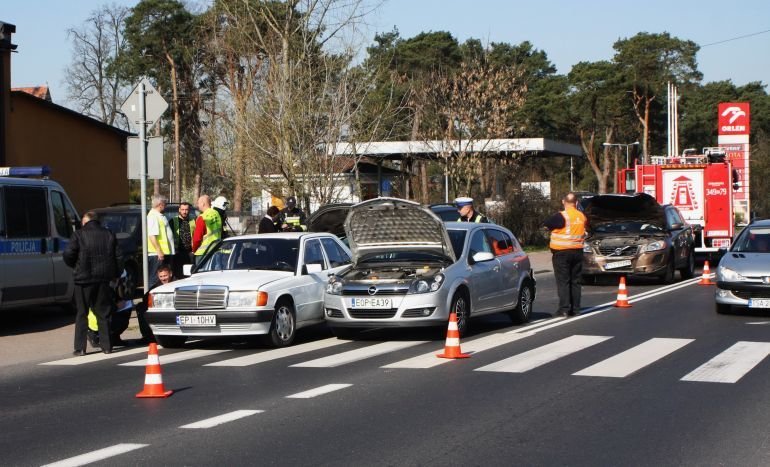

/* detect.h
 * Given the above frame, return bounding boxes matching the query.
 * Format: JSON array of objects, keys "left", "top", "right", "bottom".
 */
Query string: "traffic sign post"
[{"left": 121, "top": 78, "right": 168, "bottom": 292}]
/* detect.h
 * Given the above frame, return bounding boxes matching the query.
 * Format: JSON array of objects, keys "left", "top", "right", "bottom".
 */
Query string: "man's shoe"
[
  {"left": 553, "top": 311, "right": 567, "bottom": 318},
  {"left": 73, "top": 350, "right": 86, "bottom": 356},
  {"left": 102, "top": 349, "right": 113, "bottom": 354}
]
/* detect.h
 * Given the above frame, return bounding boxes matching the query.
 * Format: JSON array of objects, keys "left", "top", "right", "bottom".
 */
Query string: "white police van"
[{"left": 0, "top": 167, "right": 80, "bottom": 311}]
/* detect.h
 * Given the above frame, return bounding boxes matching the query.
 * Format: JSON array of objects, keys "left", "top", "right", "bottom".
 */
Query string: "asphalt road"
[{"left": 3, "top": 256, "right": 770, "bottom": 466}]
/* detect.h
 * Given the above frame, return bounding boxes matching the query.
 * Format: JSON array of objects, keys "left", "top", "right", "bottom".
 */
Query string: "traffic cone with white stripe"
[
  {"left": 437, "top": 312, "right": 470, "bottom": 359},
  {"left": 136, "top": 343, "right": 173, "bottom": 398},
  {"left": 614, "top": 276, "right": 632, "bottom": 308},
  {"left": 699, "top": 261, "right": 715, "bottom": 285}
]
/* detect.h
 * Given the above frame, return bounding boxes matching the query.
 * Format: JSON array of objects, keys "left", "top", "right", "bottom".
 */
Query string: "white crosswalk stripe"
[
  {"left": 205, "top": 338, "right": 350, "bottom": 367},
  {"left": 40, "top": 347, "right": 150, "bottom": 366},
  {"left": 286, "top": 384, "right": 353, "bottom": 399},
  {"left": 382, "top": 332, "right": 535, "bottom": 369},
  {"left": 573, "top": 338, "right": 694, "bottom": 378},
  {"left": 475, "top": 335, "right": 612, "bottom": 373},
  {"left": 291, "top": 341, "right": 427, "bottom": 368},
  {"left": 119, "top": 348, "right": 232, "bottom": 366},
  {"left": 681, "top": 341, "right": 770, "bottom": 383}
]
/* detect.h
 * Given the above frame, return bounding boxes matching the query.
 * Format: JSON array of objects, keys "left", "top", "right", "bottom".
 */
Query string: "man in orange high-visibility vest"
[{"left": 543, "top": 192, "right": 587, "bottom": 317}]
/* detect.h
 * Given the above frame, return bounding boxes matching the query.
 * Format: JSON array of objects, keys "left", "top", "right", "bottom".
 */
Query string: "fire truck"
[{"left": 617, "top": 147, "right": 739, "bottom": 254}]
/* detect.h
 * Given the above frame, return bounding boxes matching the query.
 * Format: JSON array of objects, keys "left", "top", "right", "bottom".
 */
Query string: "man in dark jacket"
[
  {"left": 64, "top": 211, "right": 123, "bottom": 355},
  {"left": 258, "top": 206, "right": 280, "bottom": 233}
]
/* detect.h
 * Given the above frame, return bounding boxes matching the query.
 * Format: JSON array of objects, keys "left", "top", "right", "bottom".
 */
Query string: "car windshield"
[
  {"left": 447, "top": 229, "right": 467, "bottom": 257},
  {"left": 197, "top": 238, "right": 300, "bottom": 272},
  {"left": 100, "top": 213, "right": 140, "bottom": 240},
  {"left": 593, "top": 221, "right": 664, "bottom": 234},
  {"left": 732, "top": 227, "right": 770, "bottom": 253}
]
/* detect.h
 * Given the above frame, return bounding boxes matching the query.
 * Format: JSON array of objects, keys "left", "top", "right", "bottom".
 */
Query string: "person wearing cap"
[
  {"left": 543, "top": 192, "right": 587, "bottom": 317},
  {"left": 278, "top": 196, "right": 307, "bottom": 232},
  {"left": 455, "top": 197, "right": 488, "bottom": 223},
  {"left": 192, "top": 195, "right": 223, "bottom": 264}
]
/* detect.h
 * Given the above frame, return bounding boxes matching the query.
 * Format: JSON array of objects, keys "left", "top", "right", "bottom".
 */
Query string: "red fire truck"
[{"left": 617, "top": 147, "right": 738, "bottom": 254}]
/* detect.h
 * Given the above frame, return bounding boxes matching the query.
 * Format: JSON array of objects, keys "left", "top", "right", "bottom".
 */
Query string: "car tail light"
[
  {"left": 257, "top": 291, "right": 268, "bottom": 307},
  {"left": 148, "top": 294, "right": 154, "bottom": 307}
]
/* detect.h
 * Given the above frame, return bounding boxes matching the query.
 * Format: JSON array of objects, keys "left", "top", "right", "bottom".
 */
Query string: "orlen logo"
[{"left": 718, "top": 102, "right": 750, "bottom": 135}]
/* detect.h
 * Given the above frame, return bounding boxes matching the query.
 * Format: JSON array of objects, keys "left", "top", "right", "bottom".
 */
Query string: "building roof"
[
  {"left": 12, "top": 86, "right": 51, "bottom": 101},
  {"left": 328, "top": 138, "right": 583, "bottom": 159},
  {"left": 11, "top": 90, "right": 132, "bottom": 138}
]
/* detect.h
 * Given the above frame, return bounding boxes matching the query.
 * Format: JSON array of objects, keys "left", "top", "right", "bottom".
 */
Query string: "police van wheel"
[
  {"left": 263, "top": 300, "right": 296, "bottom": 347},
  {"left": 155, "top": 335, "right": 186, "bottom": 348}
]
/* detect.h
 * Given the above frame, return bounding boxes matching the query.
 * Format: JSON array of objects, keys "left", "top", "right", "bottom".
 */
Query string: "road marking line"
[
  {"left": 746, "top": 321, "right": 770, "bottom": 325},
  {"left": 475, "top": 335, "right": 612, "bottom": 373},
  {"left": 180, "top": 410, "right": 263, "bottom": 429},
  {"left": 681, "top": 341, "right": 770, "bottom": 383},
  {"left": 120, "top": 349, "right": 232, "bottom": 366},
  {"left": 286, "top": 383, "right": 353, "bottom": 399},
  {"left": 574, "top": 338, "right": 694, "bottom": 378},
  {"left": 205, "top": 338, "right": 349, "bottom": 367},
  {"left": 382, "top": 332, "right": 535, "bottom": 369},
  {"left": 41, "top": 443, "right": 148, "bottom": 467},
  {"left": 291, "top": 341, "right": 426, "bottom": 368},
  {"left": 40, "top": 347, "right": 150, "bottom": 366}
]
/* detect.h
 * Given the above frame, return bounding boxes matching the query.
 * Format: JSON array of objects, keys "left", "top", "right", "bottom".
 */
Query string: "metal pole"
[
  {"left": 570, "top": 156, "right": 574, "bottom": 191},
  {"left": 625, "top": 145, "right": 629, "bottom": 169},
  {"left": 139, "top": 82, "right": 149, "bottom": 291}
]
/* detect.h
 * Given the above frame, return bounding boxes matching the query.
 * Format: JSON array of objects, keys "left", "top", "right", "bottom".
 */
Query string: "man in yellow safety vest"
[
  {"left": 147, "top": 195, "right": 175, "bottom": 281},
  {"left": 192, "top": 195, "right": 223, "bottom": 265}
]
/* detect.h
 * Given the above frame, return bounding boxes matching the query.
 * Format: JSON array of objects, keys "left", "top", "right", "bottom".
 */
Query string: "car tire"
[
  {"left": 679, "top": 251, "right": 695, "bottom": 279},
  {"left": 450, "top": 291, "right": 470, "bottom": 337},
  {"left": 262, "top": 299, "right": 296, "bottom": 347},
  {"left": 330, "top": 327, "right": 360, "bottom": 340},
  {"left": 155, "top": 335, "right": 187, "bottom": 348},
  {"left": 659, "top": 257, "right": 675, "bottom": 284},
  {"left": 510, "top": 280, "right": 534, "bottom": 324},
  {"left": 715, "top": 302, "right": 732, "bottom": 314}
]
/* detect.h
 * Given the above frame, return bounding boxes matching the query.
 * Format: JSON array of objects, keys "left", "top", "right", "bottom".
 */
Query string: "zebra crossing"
[{"left": 40, "top": 333, "right": 770, "bottom": 384}]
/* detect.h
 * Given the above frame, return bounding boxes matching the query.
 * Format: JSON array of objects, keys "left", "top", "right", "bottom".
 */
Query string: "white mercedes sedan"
[{"left": 146, "top": 232, "right": 352, "bottom": 347}]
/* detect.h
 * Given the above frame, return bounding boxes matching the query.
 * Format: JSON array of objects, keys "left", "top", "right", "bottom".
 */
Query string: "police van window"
[
  {"left": 51, "top": 191, "right": 77, "bottom": 238},
  {"left": 320, "top": 237, "right": 350, "bottom": 267},
  {"left": 4, "top": 187, "right": 49, "bottom": 238}
]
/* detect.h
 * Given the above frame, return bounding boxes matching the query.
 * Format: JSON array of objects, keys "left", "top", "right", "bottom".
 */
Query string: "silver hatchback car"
[
  {"left": 324, "top": 198, "right": 536, "bottom": 337},
  {"left": 715, "top": 219, "right": 770, "bottom": 313}
]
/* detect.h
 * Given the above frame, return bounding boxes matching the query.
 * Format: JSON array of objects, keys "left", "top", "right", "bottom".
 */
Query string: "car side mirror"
[
  {"left": 182, "top": 264, "right": 193, "bottom": 277},
  {"left": 692, "top": 224, "right": 703, "bottom": 233},
  {"left": 471, "top": 251, "right": 495, "bottom": 263},
  {"left": 669, "top": 222, "right": 683, "bottom": 231},
  {"left": 305, "top": 263, "right": 323, "bottom": 274}
]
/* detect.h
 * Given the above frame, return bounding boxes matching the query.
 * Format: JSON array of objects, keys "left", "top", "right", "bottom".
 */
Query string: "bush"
[{"left": 495, "top": 187, "right": 552, "bottom": 248}]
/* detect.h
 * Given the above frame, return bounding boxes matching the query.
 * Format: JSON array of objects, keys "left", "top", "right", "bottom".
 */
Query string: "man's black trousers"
[
  {"left": 74, "top": 282, "right": 114, "bottom": 352},
  {"left": 552, "top": 249, "right": 583, "bottom": 315}
]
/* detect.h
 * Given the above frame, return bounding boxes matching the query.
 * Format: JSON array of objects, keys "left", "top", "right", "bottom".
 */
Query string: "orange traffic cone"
[
  {"left": 437, "top": 312, "right": 470, "bottom": 359},
  {"left": 614, "top": 276, "right": 632, "bottom": 308},
  {"left": 699, "top": 261, "right": 715, "bottom": 285},
  {"left": 136, "top": 343, "right": 173, "bottom": 398}
]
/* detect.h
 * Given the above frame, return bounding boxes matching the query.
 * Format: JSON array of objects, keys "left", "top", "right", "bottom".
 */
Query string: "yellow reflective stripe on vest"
[
  {"left": 195, "top": 208, "right": 222, "bottom": 256},
  {"left": 147, "top": 210, "right": 171, "bottom": 254},
  {"left": 549, "top": 208, "right": 586, "bottom": 250}
]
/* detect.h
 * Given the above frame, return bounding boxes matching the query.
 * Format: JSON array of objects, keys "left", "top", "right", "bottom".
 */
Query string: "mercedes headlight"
[
  {"left": 228, "top": 291, "right": 259, "bottom": 307},
  {"left": 151, "top": 292, "right": 174, "bottom": 309},
  {"left": 326, "top": 277, "right": 343, "bottom": 295},
  {"left": 642, "top": 241, "right": 666, "bottom": 252},
  {"left": 718, "top": 266, "right": 747, "bottom": 282},
  {"left": 409, "top": 273, "right": 445, "bottom": 294}
]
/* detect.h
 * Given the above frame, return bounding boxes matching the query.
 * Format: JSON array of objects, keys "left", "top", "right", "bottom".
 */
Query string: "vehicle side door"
[
  {"left": 666, "top": 207, "right": 690, "bottom": 267},
  {"left": 485, "top": 228, "right": 520, "bottom": 309},
  {"left": 0, "top": 185, "right": 54, "bottom": 308},
  {"left": 293, "top": 238, "right": 329, "bottom": 323},
  {"left": 466, "top": 229, "right": 502, "bottom": 313},
  {"left": 50, "top": 190, "right": 80, "bottom": 302}
]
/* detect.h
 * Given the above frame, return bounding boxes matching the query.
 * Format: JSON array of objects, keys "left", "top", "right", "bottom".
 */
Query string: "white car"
[{"left": 145, "top": 232, "right": 352, "bottom": 347}]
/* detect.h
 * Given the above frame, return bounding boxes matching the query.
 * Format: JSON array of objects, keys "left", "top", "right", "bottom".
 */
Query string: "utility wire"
[{"left": 700, "top": 28, "right": 770, "bottom": 47}]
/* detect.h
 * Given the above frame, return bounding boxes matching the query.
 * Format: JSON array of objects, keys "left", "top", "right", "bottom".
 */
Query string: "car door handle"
[{"left": 493, "top": 266, "right": 500, "bottom": 272}]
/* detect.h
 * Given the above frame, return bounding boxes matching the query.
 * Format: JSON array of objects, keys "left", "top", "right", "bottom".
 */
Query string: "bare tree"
[{"left": 64, "top": 4, "right": 130, "bottom": 128}]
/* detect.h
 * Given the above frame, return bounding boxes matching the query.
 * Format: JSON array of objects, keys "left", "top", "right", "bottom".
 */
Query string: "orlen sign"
[{"left": 718, "top": 102, "right": 750, "bottom": 135}]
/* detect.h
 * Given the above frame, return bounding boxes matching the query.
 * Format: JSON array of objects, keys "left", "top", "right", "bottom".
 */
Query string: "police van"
[{"left": 0, "top": 167, "right": 80, "bottom": 311}]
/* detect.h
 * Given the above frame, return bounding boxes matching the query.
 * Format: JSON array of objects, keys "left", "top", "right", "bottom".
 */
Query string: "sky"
[{"left": 3, "top": 0, "right": 770, "bottom": 110}]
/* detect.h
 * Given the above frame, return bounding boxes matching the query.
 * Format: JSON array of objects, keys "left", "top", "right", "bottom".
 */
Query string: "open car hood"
[
  {"left": 582, "top": 193, "right": 666, "bottom": 229},
  {"left": 306, "top": 203, "right": 351, "bottom": 238},
  {"left": 345, "top": 197, "right": 455, "bottom": 264}
]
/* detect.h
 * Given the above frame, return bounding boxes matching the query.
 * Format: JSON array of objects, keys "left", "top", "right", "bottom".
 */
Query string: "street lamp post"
[{"left": 603, "top": 141, "right": 640, "bottom": 169}]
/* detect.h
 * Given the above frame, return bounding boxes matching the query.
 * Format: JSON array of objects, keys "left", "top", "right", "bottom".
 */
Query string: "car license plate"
[
  {"left": 748, "top": 299, "right": 770, "bottom": 309},
  {"left": 349, "top": 297, "right": 393, "bottom": 309},
  {"left": 604, "top": 260, "right": 632, "bottom": 270},
  {"left": 176, "top": 315, "right": 217, "bottom": 326}
]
